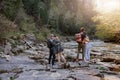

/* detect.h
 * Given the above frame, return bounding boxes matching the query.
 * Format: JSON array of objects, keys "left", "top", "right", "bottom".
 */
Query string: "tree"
[{"left": 93, "top": 11, "right": 120, "bottom": 42}]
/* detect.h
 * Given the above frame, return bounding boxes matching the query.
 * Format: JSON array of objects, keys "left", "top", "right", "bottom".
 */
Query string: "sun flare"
[{"left": 95, "top": 0, "right": 120, "bottom": 13}]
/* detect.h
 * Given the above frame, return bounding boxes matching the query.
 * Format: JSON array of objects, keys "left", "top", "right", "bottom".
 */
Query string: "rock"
[
  {"left": 100, "top": 70, "right": 118, "bottom": 75},
  {"left": 59, "top": 63, "right": 71, "bottom": 69},
  {"left": 108, "top": 66, "right": 120, "bottom": 72},
  {"left": 94, "top": 73, "right": 104, "bottom": 78},
  {"left": 40, "top": 46, "right": 49, "bottom": 52},
  {"left": 104, "top": 74, "right": 120, "bottom": 80},
  {"left": 64, "top": 49, "right": 78, "bottom": 61},
  {"left": 101, "top": 53, "right": 120, "bottom": 62},
  {"left": 67, "top": 75, "right": 77, "bottom": 80},
  {"left": 0, "top": 54, "right": 11, "bottom": 61},
  {"left": 36, "top": 59, "right": 48, "bottom": 65},
  {"left": 24, "top": 50, "right": 38, "bottom": 55},
  {"left": 29, "top": 54, "right": 45, "bottom": 60},
  {"left": 101, "top": 58, "right": 115, "bottom": 62},
  {"left": 39, "top": 43, "right": 45, "bottom": 47},
  {"left": 114, "top": 59, "right": 120, "bottom": 64},
  {"left": 4, "top": 42, "right": 12, "bottom": 55},
  {"left": 11, "top": 68, "right": 23, "bottom": 73},
  {"left": 90, "top": 52, "right": 102, "bottom": 56},
  {"left": 63, "top": 41, "right": 78, "bottom": 49},
  {"left": 26, "top": 34, "right": 36, "bottom": 41},
  {"left": 12, "top": 45, "right": 25, "bottom": 55},
  {"left": 50, "top": 72, "right": 61, "bottom": 78},
  {"left": 0, "top": 70, "right": 8, "bottom": 74}
]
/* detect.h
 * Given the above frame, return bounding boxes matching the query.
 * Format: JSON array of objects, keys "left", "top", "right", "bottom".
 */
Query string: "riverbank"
[{"left": 0, "top": 36, "right": 120, "bottom": 80}]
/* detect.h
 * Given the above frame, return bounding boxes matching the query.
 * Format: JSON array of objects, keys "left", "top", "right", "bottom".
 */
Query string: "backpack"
[{"left": 75, "top": 33, "right": 82, "bottom": 43}]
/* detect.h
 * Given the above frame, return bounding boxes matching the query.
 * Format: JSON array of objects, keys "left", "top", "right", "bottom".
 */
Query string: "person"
[
  {"left": 55, "top": 36, "right": 66, "bottom": 65},
  {"left": 47, "top": 34, "right": 56, "bottom": 67},
  {"left": 75, "top": 27, "right": 86, "bottom": 62},
  {"left": 83, "top": 35, "right": 91, "bottom": 62}
]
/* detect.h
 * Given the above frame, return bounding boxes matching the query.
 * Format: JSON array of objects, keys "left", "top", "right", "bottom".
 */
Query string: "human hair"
[{"left": 80, "top": 27, "right": 85, "bottom": 32}]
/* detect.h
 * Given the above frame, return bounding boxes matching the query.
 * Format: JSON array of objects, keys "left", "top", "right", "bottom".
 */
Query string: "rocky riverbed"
[{"left": 0, "top": 38, "right": 120, "bottom": 80}]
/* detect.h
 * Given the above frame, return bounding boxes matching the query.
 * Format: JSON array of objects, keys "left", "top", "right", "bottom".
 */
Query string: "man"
[
  {"left": 75, "top": 27, "right": 86, "bottom": 62},
  {"left": 47, "top": 34, "right": 56, "bottom": 67}
]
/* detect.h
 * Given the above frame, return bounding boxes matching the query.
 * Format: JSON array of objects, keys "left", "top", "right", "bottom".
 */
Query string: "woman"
[
  {"left": 55, "top": 36, "right": 66, "bottom": 64},
  {"left": 75, "top": 27, "right": 86, "bottom": 62},
  {"left": 83, "top": 35, "right": 91, "bottom": 62}
]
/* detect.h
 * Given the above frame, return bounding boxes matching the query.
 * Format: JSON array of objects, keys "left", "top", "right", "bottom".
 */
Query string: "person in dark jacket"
[{"left": 47, "top": 34, "right": 56, "bottom": 66}]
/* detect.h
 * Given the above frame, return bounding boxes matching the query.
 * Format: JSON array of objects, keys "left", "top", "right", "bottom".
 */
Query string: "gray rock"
[
  {"left": 24, "top": 50, "right": 38, "bottom": 55},
  {"left": 4, "top": 42, "right": 12, "bottom": 55},
  {"left": 26, "top": 34, "right": 36, "bottom": 41}
]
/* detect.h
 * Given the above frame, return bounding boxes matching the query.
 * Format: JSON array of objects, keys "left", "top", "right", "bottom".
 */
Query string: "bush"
[
  {"left": 0, "top": 14, "right": 17, "bottom": 39},
  {"left": 35, "top": 27, "right": 51, "bottom": 41}
]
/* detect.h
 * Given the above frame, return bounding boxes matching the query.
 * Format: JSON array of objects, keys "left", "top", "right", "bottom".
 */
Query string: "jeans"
[{"left": 48, "top": 48, "right": 55, "bottom": 65}]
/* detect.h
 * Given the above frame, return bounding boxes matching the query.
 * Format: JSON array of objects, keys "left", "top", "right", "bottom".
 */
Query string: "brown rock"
[
  {"left": 108, "top": 66, "right": 120, "bottom": 72},
  {"left": 114, "top": 59, "right": 120, "bottom": 64},
  {"left": 101, "top": 58, "right": 115, "bottom": 62}
]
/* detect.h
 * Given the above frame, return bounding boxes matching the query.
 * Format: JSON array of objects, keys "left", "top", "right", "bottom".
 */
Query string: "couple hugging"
[
  {"left": 47, "top": 34, "right": 66, "bottom": 67},
  {"left": 75, "top": 27, "right": 91, "bottom": 63}
]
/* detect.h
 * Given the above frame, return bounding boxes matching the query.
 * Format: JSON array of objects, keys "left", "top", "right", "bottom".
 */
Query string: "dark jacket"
[{"left": 55, "top": 40, "right": 63, "bottom": 53}]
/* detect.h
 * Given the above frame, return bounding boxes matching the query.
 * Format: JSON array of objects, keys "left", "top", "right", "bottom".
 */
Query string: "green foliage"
[
  {"left": 0, "top": 0, "right": 23, "bottom": 20},
  {"left": 48, "top": 0, "right": 96, "bottom": 35},
  {"left": 0, "top": 0, "right": 97, "bottom": 41},
  {"left": 93, "top": 12, "right": 120, "bottom": 42},
  {"left": 22, "top": 0, "right": 49, "bottom": 24},
  {"left": 15, "top": 8, "right": 36, "bottom": 33},
  {"left": 35, "top": 28, "right": 50, "bottom": 41},
  {"left": 0, "top": 14, "right": 17, "bottom": 39}
]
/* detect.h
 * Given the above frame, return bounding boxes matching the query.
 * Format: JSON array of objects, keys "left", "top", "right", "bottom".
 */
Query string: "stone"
[
  {"left": 101, "top": 58, "right": 115, "bottom": 62},
  {"left": 94, "top": 73, "right": 104, "bottom": 78},
  {"left": 50, "top": 72, "right": 61, "bottom": 78},
  {"left": 24, "top": 50, "right": 38, "bottom": 55},
  {"left": 90, "top": 52, "right": 102, "bottom": 56},
  {"left": 26, "top": 34, "right": 36, "bottom": 41},
  {"left": 108, "top": 66, "right": 120, "bottom": 72},
  {"left": 114, "top": 59, "right": 120, "bottom": 64},
  {"left": 4, "top": 42, "right": 12, "bottom": 55}
]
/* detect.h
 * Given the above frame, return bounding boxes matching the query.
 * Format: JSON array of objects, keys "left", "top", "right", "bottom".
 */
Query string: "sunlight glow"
[{"left": 95, "top": 0, "right": 120, "bottom": 13}]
